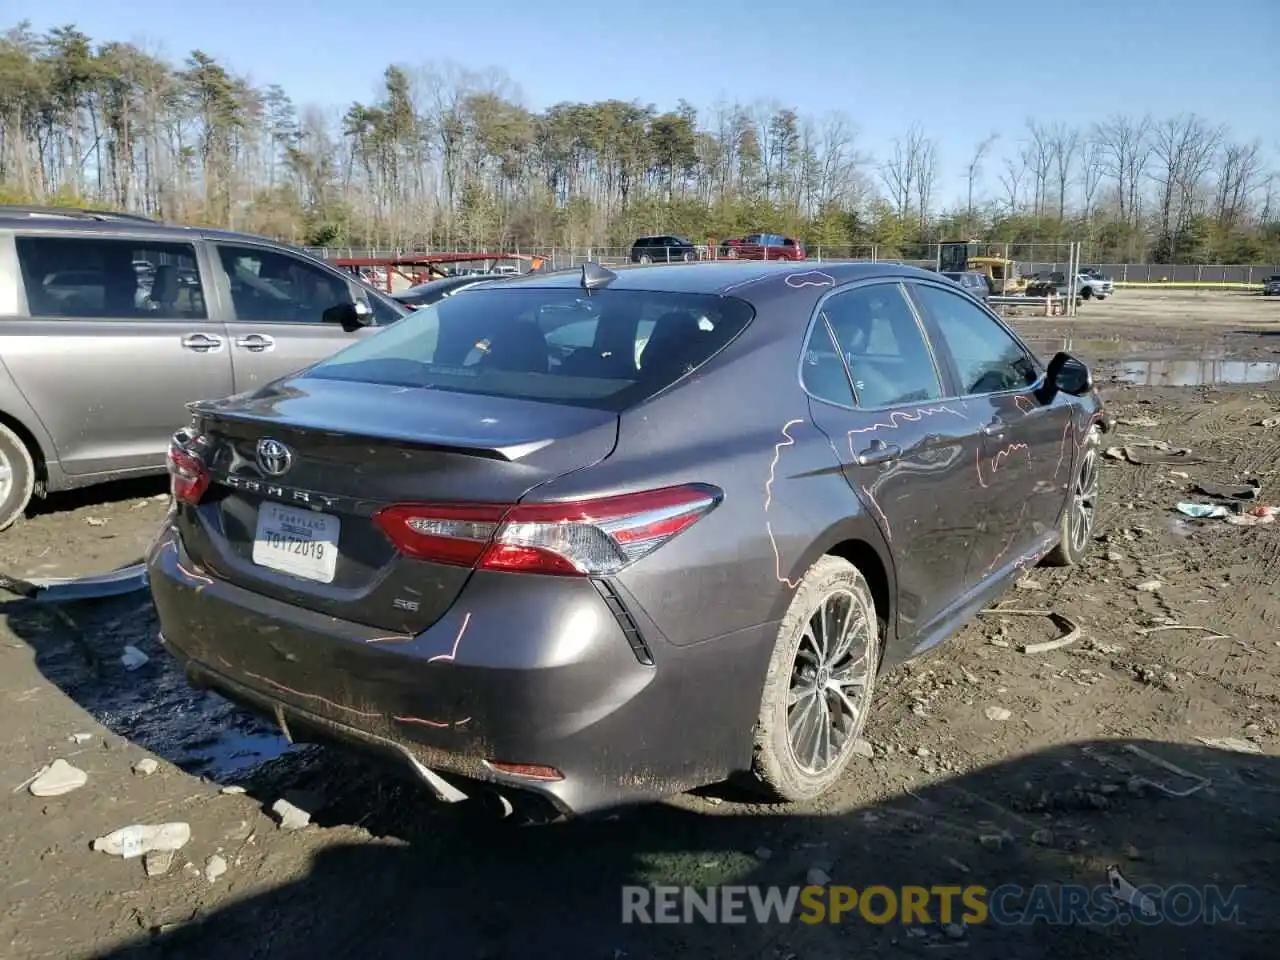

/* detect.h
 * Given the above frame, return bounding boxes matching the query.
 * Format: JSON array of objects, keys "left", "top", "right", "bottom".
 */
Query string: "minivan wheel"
[
  {"left": 752, "top": 555, "right": 880, "bottom": 802},
  {"left": 1044, "top": 425, "right": 1101, "bottom": 567},
  {"left": 0, "top": 423, "right": 36, "bottom": 532}
]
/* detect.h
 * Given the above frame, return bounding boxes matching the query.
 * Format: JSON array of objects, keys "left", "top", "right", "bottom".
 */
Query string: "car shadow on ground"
[
  {"left": 88, "top": 738, "right": 1277, "bottom": 960},
  {"left": 3, "top": 595, "right": 1275, "bottom": 959},
  {"left": 1, "top": 592, "right": 292, "bottom": 780},
  {"left": 25, "top": 476, "right": 169, "bottom": 520}
]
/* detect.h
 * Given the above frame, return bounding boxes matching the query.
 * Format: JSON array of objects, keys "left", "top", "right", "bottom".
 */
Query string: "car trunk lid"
[{"left": 177, "top": 377, "right": 618, "bottom": 634}]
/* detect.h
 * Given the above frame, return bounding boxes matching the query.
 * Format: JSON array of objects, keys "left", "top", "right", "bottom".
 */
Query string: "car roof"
[{"left": 499, "top": 260, "right": 932, "bottom": 299}]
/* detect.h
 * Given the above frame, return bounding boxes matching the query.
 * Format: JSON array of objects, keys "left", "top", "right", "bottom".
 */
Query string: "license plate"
[{"left": 252, "top": 504, "right": 340, "bottom": 583}]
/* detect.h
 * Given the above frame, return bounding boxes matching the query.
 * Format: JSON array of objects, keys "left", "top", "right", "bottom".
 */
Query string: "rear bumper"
[{"left": 147, "top": 526, "right": 776, "bottom": 815}]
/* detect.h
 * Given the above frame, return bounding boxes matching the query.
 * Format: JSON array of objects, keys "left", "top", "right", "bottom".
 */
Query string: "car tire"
[
  {"left": 0, "top": 422, "right": 36, "bottom": 533},
  {"left": 726, "top": 248, "right": 739, "bottom": 259},
  {"left": 752, "top": 555, "right": 881, "bottom": 803},
  {"left": 1043, "top": 424, "right": 1101, "bottom": 567},
  {"left": 1079, "top": 287, "right": 1093, "bottom": 300},
  {"left": 682, "top": 251, "right": 694, "bottom": 262},
  {"left": 638, "top": 255, "right": 652, "bottom": 265}
]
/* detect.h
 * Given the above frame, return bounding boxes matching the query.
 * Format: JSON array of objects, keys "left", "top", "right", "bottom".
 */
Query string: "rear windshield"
[{"left": 304, "top": 286, "right": 755, "bottom": 412}]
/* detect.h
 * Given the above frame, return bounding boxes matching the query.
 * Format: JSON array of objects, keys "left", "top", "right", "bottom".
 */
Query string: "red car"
[{"left": 719, "top": 233, "right": 806, "bottom": 261}]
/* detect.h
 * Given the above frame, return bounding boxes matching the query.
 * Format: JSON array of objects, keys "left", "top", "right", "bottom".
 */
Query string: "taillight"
[
  {"left": 372, "top": 484, "right": 722, "bottom": 576},
  {"left": 166, "top": 436, "right": 210, "bottom": 505}
]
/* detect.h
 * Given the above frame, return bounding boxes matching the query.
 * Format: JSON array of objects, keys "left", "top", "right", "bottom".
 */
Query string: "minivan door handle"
[
  {"left": 854, "top": 439, "right": 901, "bottom": 466},
  {"left": 181, "top": 333, "right": 223, "bottom": 352},
  {"left": 235, "top": 334, "right": 275, "bottom": 352}
]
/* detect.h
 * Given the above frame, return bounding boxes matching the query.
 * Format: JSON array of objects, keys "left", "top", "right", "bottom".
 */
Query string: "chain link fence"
[{"left": 303, "top": 244, "right": 1279, "bottom": 287}]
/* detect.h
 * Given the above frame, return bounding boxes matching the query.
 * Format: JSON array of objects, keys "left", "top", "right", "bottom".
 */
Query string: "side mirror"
[
  {"left": 1045, "top": 351, "right": 1093, "bottom": 397},
  {"left": 324, "top": 301, "right": 373, "bottom": 333}
]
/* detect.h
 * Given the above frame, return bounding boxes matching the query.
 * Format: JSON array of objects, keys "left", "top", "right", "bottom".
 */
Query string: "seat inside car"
[
  {"left": 639, "top": 310, "right": 707, "bottom": 379},
  {"left": 482, "top": 321, "right": 550, "bottom": 374}
]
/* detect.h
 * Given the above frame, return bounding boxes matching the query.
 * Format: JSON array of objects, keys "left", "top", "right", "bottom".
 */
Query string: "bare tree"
[
  {"left": 1091, "top": 114, "right": 1152, "bottom": 226},
  {"left": 964, "top": 132, "right": 999, "bottom": 217},
  {"left": 879, "top": 126, "right": 918, "bottom": 220},
  {"left": 999, "top": 153, "right": 1027, "bottom": 214},
  {"left": 1024, "top": 120, "right": 1053, "bottom": 215},
  {"left": 915, "top": 135, "right": 938, "bottom": 231},
  {"left": 1078, "top": 137, "right": 1104, "bottom": 220},
  {"left": 1149, "top": 113, "right": 1223, "bottom": 257},
  {"left": 1048, "top": 123, "right": 1081, "bottom": 219},
  {"left": 1214, "top": 139, "right": 1263, "bottom": 230}
]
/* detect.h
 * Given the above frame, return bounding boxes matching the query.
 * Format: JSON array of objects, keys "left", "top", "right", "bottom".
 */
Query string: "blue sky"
[{"left": 9, "top": 0, "right": 1279, "bottom": 206}]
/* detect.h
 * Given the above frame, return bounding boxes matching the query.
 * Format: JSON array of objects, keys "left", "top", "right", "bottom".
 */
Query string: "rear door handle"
[
  {"left": 981, "top": 417, "right": 1005, "bottom": 438},
  {"left": 854, "top": 440, "right": 901, "bottom": 466},
  {"left": 181, "top": 333, "right": 223, "bottom": 352},
  {"left": 235, "top": 334, "right": 275, "bottom": 352}
]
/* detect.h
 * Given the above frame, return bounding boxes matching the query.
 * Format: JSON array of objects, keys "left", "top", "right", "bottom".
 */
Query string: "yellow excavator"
[{"left": 938, "top": 243, "right": 1055, "bottom": 297}]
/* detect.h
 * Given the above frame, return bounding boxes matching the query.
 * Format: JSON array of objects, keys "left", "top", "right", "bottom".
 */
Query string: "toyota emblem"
[{"left": 255, "top": 438, "right": 293, "bottom": 477}]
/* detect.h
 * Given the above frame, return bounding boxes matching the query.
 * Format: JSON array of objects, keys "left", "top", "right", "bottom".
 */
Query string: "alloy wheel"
[
  {"left": 1070, "top": 447, "right": 1099, "bottom": 553},
  {"left": 786, "top": 589, "right": 872, "bottom": 775},
  {"left": 0, "top": 447, "right": 12, "bottom": 502}
]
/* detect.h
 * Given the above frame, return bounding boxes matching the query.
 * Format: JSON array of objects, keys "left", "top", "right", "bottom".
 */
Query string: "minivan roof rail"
[{"left": 0, "top": 205, "right": 158, "bottom": 223}]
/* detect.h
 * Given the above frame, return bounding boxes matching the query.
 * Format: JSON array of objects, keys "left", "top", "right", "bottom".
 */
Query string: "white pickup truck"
[{"left": 1041, "top": 270, "right": 1111, "bottom": 301}]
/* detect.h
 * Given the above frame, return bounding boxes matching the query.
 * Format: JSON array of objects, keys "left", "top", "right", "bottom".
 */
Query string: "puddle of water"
[{"left": 1112, "top": 359, "right": 1280, "bottom": 387}]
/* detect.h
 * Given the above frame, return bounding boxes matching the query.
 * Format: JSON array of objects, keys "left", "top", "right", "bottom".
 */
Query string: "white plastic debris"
[
  {"left": 271, "top": 798, "right": 312, "bottom": 831},
  {"left": 132, "top": 758, "right": 160, "bottom": 776},
  {"left": 92, "top": 822, "right": 191, "bottom": 859},
  {"left": 204, "top": 854, "right": 228, "bottom": 883},
  {"left": 1107, "top": 864, "right": 1158, "bottom": 917},
  {"left": 1195, "top": 736, "right": 1262, "bottom": 755},
  {"left": 984, "top": 706, "right": 1012, "bottom": 722},
  {"left": 29, "top": 759, "right": 88, "bottom": 797},
  {"left": 68, "top": 732, "right": 93, "bottom": 745},
  {"left": 144, "top": 849, "right": 175, "bottom": 877},
  {"left": 121, "top": 646, "right": 150, "bottom": 671}
]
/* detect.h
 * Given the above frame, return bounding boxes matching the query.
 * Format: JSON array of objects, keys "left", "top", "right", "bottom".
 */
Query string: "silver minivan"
[{"left": 0, "top": 206, "right": 408, "bottom": 530}]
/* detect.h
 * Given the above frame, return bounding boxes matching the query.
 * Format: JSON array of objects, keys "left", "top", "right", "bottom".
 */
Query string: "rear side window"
[
  {"left": 15, "top": 236, "right": 207, "bottom": 320},
  {"left": 305, "top": 287, "right": 754, "bottom": 412},
  {"left": 806, "top": 283, "right": 943, "bottom": 408}
]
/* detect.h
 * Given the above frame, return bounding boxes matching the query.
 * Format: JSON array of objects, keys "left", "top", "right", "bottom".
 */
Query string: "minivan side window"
[
  {"left": 910, "top": 283, "right": 1039, "bottom": 395},
  {"left": 802, "top": 283, "right": 943, "bottom": 408},
  {"left": 216, "top": 244, "right": 352, "bottom": 324},
  {"left": 15, "top": 236, "right": 207, "bottom": 320}
]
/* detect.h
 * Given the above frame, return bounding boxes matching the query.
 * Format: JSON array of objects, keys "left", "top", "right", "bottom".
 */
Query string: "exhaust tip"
[{"left": 478, "top": 790, "right": 515, "bottom": 819}]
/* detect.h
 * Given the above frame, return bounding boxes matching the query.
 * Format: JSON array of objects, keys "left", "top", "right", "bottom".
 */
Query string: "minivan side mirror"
[
  {"left": 1045, "top": 351, "right": 1093, "bottom": 397},
  {"left": 324, "top": 300, "right": 373, "bottom": 333}
]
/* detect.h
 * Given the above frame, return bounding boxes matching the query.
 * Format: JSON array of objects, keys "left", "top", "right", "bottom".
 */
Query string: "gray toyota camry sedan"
[{"left": 148, "top": 260, "right": 1109, "bottom": 820}]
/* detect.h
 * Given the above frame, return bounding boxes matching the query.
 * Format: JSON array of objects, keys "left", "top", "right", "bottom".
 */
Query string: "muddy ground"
[{"left": 2, "top": 288, "right": 1278, "bottom": 960}]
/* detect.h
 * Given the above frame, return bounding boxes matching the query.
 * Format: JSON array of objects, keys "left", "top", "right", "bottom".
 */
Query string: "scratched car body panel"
[{"left": 147, "top": 260, "right": 1108, "bottom": 818}]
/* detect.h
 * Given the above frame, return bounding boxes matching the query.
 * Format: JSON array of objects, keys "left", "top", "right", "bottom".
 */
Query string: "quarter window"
[
  {"left": 910, "top": 283, "right": 1039, "bottom": 395},
  {"left": 15, "top": 236, "right": 207, "bottom": 320},
  {"left": 804, "top": 283, "right": 943, "bottom": 408},
  {"left": 216, "top": 244, "right": 352, "bottom": 324}
]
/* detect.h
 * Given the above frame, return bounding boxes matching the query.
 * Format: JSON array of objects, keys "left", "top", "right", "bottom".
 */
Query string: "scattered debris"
[
  {"left": 942, "top": 922, "right": 966, "bottom": 940},
  {"left": 121, "top": 646, "right": 149, "bottom": 671},
  {"left": 1257, "top": 416, "right": 1280, "bottom": 428},
  {"left": 132, "top": 758, "right": 159, "bottom": 777},
  {"left": 983, "top": 706, "right": 1012, "bottom": 722},
  {"left": 946, "top": 857, "right": 970, "bottom": 874},
  {"left": 1194, "top": 480, "right": 1260, "bottom": 500},
  {"left": 93, "top": 822, "right": 192, "bottom": 859},
  {"left": 219, "top": 785, "right": 247, "bottom": 795},
  {"left": 978, "top": 607, "right": 1083, "bottom": 654},
  {"left": 1135, "top": 580, "right": 1163, "bottom": 592},
  {"left": 1014, "top": 577, "right": 1044, "bottom": 591},
  {"left": 0, "top": 562, "right": 149, "bottom": 603},
  {"left": 851, "top": 739, "right": 874, "bottom": 759},
  {"left": 1195, "top": 736, "right": 1263, "bottom": 755},
  {"left": 68, "top": 732, "right": 93, "bottom": 745},
  {"left": 204, "top": 854, "right": 228, "bottom": 883},
  {"left": 143, "top": 849, "right": 175, "bottom": 878},
  {"left": 1107, "top": 865, "right": 1158, "bottom": 917},
  {"left": 85, "top": 517, "right": 107, "bottom": 527},
  {"left": 1227, "top": 505, "right": 1279, "bottom": 526},
  {"left": 271, "top": 798, "right": 312, "bottom": 831},
  {"left": 1117, "top": 416, "right": 1160, "bottom": 427},
  {"left": 29, "top": 759, "right": 88, "bottom": 797},
  {"left": 1135, "top": 624, "right": 1229, "bottom": 639},
  {"left": 1176, "top": 502, "right": 1231, "bottom": 519},
  {"left": 806, "top": 866, "right": 832, "bottom": 886}
]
